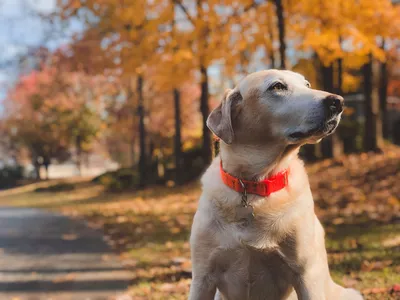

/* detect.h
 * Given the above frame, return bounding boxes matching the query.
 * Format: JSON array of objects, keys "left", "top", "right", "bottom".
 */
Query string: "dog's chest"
[{"left": 212, "top": 246, "right": 297, "bottom": 300}]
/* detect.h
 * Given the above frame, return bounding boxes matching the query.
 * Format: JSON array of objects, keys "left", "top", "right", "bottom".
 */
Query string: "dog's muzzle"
[{"left": 287, "top": 94, "right": 344, "bottom": 142}]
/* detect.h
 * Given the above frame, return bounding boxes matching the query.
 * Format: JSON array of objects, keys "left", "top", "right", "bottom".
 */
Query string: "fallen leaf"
[
  {"left": 361, "top": 260, "right": 392, "bottom": 272},
  {"left": 52, "top": 273, "right": 77, "bottom": 283},
  {"left": 390, "top": 284, "right": 400, "bottom": 293},
  {"left": 61, "top": 234, "right": 78, "bottom": 240},
  {"left": 362, "top": 287, "right": 388, "bottom": 295},
  {"left": 382, "top": 235, "right": 400, "bottom": 248}
]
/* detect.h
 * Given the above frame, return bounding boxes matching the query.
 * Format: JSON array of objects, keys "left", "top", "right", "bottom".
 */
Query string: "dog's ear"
[{"left": 207, "top": 89, "right": 242, "bottom": 144}]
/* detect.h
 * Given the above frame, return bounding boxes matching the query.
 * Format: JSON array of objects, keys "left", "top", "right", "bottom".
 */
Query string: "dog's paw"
[{"left": 342, "top": 288, "right": 363, "bottom": 300}]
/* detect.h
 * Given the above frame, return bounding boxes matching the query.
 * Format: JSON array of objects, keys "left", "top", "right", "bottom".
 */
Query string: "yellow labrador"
[{"left": 189, "top": 70, "right": 363, "bottom": 300}]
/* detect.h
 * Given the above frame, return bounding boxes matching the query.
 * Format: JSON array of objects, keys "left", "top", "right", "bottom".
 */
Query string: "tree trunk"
[
  {"left": 137, "top": 75, "right": 147, "bottom": 186},
  {"left": 379, "top": 39, "right": 389, "bottom": 139},
  {"left": 34, "top": 163, "right": 41, "bottom": 180},
  {"left": 43, "top": 156, "right": 51, "bottom": 180},
  {"left": 337, "top": 58, "right": 343, "bottom": 94},
  {"left": 275, "top": 0, "right": 286, "bottom": 69},
  {"left": 76, "top": 135, "right": 82, "bottom": 176},
  {"left": 321, "top": 63, "right": 335, "bottom": 158},
  {"left": 128, "top": 78, "right": 136, "bottom": 168},
  {"left": 171, "top": 3, "right": 183, "bottom": 184},
  {"left": 200, "top": 65, "right": 212, "bottom": 164},
  {"left": 332, "top": 57, "right": 344, "bottom": 157},
  {"left": 44, "top": 164, "right": 49, "bottom": 180},
  {"left": 32, "top": 153, "right": 42, "bottom": 180},
  {"left": 268, "top": 50, "right": 276, "bottom": 69},
  {"left": 130, "top": 136, "right": 136, "bottom": 168},
  {"left": 150, "top": 141, "right": 156, "bottom": 161},
  {"left": 322, "top": 63, "right": 334, "bottom": 94},
  {"left": 266, "top": 8, "right": 276, "bottom": 69},
  {"left": 363, "top": 54, "right": 382, "bottom": 152},
  {"left": 173, "top": 88, "right": 183, "bottom": 185}
]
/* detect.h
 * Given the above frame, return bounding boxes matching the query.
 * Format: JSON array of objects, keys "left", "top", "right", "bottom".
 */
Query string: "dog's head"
[{"left": 207, "top": 70, "right": 343, "bottom": 147}]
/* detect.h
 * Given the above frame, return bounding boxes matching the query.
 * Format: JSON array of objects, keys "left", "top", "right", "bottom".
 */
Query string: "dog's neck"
[{"left": 219, "top": 142, "right": 299, "bottom": 181}]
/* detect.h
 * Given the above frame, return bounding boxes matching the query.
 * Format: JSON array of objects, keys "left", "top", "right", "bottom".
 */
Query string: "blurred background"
[{"left": 0, "top": 0, "right": 399, "bottom": 299}]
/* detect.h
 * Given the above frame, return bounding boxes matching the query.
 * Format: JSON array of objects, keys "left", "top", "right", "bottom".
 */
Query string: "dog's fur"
[{"left": 189, "top": 70, "right": 363, "bottom": 300}]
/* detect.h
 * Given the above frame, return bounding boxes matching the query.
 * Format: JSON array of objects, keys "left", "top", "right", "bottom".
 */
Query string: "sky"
[
  {"left": 0, "top": 0, "right": 56, "bottom": 56},
  {"left": 0, "top": 0, "right": 55, "bottom": 101},
  {"left": 0, "top": 0, "right": 82, "bottom": 103}
]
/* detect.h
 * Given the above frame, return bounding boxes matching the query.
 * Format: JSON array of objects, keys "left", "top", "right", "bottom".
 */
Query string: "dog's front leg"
[
  {"left": 188, "top": 274, "right": 217, "bottom": 300},
  {"left": 290, "top": 251, "right": 336, "bottom": 300},
  {"left": 292, "top": 279, "right": 322, "bottom": 300},
  {"left": 287, "top": 250, "right": 330, "bottom": 300},
  {"left": 293, "top": 276, "right": 363, "bottom": 300},
  {"left": 280, "top": 215, "right": 331, "bottom": 300}
]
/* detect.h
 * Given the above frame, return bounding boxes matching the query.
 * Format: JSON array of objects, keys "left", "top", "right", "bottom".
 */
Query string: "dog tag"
[{"left": 236, "top": 205, "right": 254, "bottom": 220}]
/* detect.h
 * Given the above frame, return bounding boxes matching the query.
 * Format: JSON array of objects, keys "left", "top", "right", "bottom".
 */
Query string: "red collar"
[{"left": 220, "top": 161, "right": 289, "bottom": 197}]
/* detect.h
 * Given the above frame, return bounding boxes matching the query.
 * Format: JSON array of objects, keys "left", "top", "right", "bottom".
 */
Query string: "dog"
[{"left": 188, "top": 70, "right": 363, "bottom": 300}]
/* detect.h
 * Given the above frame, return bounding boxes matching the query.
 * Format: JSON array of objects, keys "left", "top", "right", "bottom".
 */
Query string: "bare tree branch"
[{"left": 173, "top": 0, "right": 195, "bottom": 26}]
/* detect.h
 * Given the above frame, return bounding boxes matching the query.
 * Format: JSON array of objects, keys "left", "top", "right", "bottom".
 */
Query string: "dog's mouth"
[{"left": 288, "top": 119, "right": 339, "bottom": 142}]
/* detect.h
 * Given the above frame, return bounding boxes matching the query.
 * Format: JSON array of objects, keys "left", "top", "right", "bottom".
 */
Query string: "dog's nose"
[{"left": 323, "top": 95, "right": 344, "bottom": 114}]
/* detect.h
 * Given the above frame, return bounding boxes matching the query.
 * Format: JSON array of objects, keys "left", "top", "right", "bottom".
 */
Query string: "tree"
[
  {"left": 288, "top": 0, "right": 346, "bottom": 158},
  {"left": 173, "top": 88, "right": 183, "bottom": 184},
  {"left": 288, "top": 0, "right": 400, "bottom": 156},
  {"left": 354, "top": 0, "right": 400, "bottom": 150},
  {"left": 362, "top": 54, "right": 382, "bottom": 151},
  {"left": 63, "top": 73, "right": 106, "bottom": 174},
  {"left": 136, "top": 75, "right": 147, "bottom": 186},
  {"left": 4, "top": 54, "right": 107, "bottom": 179},
  {"left": 103, "top": 79, "right": 138, "bottom": 167},
  {"left": 172, "top": 0, "right": 214, "bottom": 163},
  {"left": 50, "top": 0, "right": 400, "bottom": 177},
  {"left": 58, "top": 0, "right": 163, "bottom": 184},
  {"left": 172, "top": 0, "right": 261, "bottom": 163},
  {"left": 379, "top": 39, "right": 389, "bottom": 139},
  {"left": 4, "top": 68, "right": 72, "bottom": 179},
  {"left": 274, "top": 0, "right": 286, "bottom": 69}
]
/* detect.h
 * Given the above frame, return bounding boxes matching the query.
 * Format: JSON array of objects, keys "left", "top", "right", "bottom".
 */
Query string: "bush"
[
  {"left": 0, "top": 165, "right": 24, "bottom": 189},
  {"left": 181, "top": 146, "right": 207, "bottom": 183},
  {"left": 338, "top": 119, "right": 364, "bottom": 153},
  {"left": 93, "top": 168, "right": 139, "bottom": 192},
  {"left": 35, "top": 183, "right": 75, "bottom": 192}
]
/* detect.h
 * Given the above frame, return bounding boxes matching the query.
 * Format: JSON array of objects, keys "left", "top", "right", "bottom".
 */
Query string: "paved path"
[{"left": 0, "top": 207, "right": 132, "bottom": 300}]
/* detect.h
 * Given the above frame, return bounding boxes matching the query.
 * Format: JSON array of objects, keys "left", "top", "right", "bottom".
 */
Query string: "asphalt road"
[{"left": 0, "top": 207, "right": 132, "bottom": 300}]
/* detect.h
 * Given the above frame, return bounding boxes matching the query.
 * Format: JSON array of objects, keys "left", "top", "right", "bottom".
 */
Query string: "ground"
[
  {"left": 0, "top": 146, "right": 399, "bottom": 300},
  {"left": 0, "top": 207, "right": 132, "bottom": 300}
]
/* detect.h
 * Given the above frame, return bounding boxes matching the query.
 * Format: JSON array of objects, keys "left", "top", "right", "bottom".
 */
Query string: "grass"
[
  {"left": 326, "top": 223, "right": 400, "bottom": 299},
  {"left": 0, "top": 148, "right": 399, "bottom": 299}
]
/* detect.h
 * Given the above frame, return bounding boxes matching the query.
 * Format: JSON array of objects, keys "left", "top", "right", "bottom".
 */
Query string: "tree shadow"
[
  {"left": 29, "top": 182, "right": 199, "bottom": 210},
  {"left": 94, "top": 211, "right": 194, "bottom": 250},
  {"left": 0, "top": 279, "right": 131, "bottom": 292},
  {"left": 0, "top": 266, "right": 127, "bottom": 274}
]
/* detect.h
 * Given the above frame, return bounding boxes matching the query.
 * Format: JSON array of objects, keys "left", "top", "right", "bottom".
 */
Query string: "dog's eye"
[
  {"left": 269, "top": 82, "right": 287, "bottom": 91},
  {"left": 305, "top": 81, "right": 311, "bottom": 88}
]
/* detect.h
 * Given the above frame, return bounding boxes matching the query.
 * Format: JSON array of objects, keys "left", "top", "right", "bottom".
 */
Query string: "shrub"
[
  {"left": 338, "top": 119, "right": 364, "bottom": 153},
  {"left": 0, "top": 165, "right": 24, "bottom": 189},
  {"left": 35, "top": 183, "right": 75, "bottom": 192},
  {"left": 93, "top": 168, "right": 139, "bottom": 192}
]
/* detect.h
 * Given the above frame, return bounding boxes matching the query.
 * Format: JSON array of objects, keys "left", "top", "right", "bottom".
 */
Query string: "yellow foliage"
[
  {"left": 289, "top": 0, "right": 398, "bottom": 66},
  {"left": 342, "top": 73, "right": 361, "bottom": 93}
]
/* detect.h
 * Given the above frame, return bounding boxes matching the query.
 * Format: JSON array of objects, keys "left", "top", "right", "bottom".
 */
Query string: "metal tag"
[{"left": 236, "top": 205, "right": 254, "bottom": 220}]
